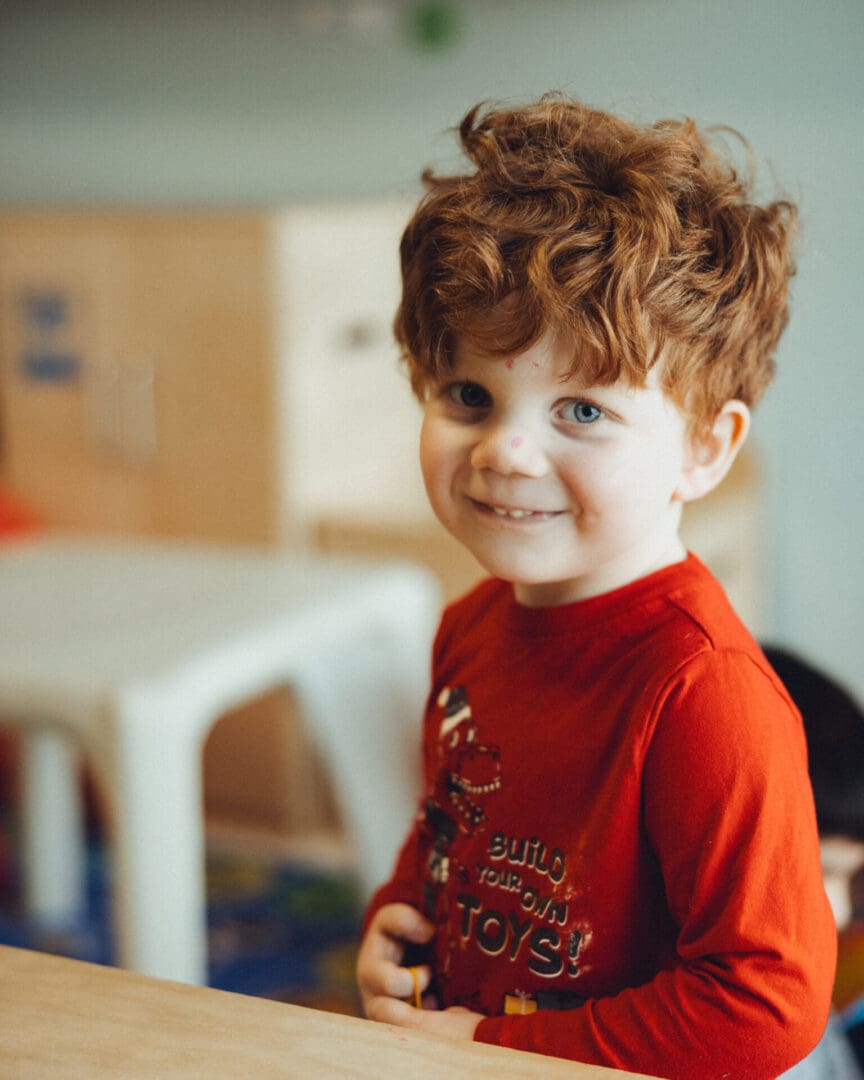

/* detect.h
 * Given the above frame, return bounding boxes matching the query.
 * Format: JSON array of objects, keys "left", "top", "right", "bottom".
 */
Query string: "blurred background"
[{"left": 0, "top": 0, "right": 862, "bottom": 1013}]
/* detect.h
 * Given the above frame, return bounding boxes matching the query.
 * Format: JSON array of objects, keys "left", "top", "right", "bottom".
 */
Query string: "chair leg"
[{"left": 21, "top": 729, "right": 86, "bottom": 927}]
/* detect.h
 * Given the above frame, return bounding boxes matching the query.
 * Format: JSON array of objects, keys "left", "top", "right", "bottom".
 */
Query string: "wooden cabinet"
[
  {"left": 0, "top": 211, "right": 280, "bottom": 544},
  {"left": 0, "top": 205, "right": 421, "bottom": 544}
]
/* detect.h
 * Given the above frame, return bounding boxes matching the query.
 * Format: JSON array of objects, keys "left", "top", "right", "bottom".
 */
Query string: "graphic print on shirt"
[
  {"left": 421, "top": 685, "right": 587, "bottom": 1007},
  {"left": 421, "top": 685, "right": 502, "bottom": 923}
]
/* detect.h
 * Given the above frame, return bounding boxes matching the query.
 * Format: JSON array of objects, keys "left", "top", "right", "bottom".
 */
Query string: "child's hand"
[
  {"left": 357, "top": 903, "right": 483, "bottom": 1040},
  {"left": 372, "top": 1000, "right": 485, "bottom": 1041},
  {"left": 357, "top": 903, "right": 436, "bottom": 1020}
]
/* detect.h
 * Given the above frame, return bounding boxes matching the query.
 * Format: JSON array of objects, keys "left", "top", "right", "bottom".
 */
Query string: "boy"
[{"left": 356, "top": 95, "right": 835, "bottom": 1078}]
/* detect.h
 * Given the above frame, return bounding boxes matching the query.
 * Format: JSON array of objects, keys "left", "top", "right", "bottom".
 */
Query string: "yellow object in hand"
[{"left": 409, "top": 966, "right": 422, "bottom": 1009}]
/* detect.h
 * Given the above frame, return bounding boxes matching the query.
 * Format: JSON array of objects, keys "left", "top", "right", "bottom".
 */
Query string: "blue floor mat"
[{"left": 0, "top": 809, "right": 363, "bottom": 1014}]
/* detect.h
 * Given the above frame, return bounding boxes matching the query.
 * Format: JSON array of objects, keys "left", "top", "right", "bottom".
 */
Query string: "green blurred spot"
[{"left": 408, "top": 1, "right": 459, "bottom": 51}]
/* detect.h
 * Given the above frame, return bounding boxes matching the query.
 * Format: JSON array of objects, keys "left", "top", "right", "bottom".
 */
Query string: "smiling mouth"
[
  {"left": 492, "top": 507, "right": 544, "bottom": 519},
  {"left": 468, "top": 498, "right": 561, "bottom": 521}
]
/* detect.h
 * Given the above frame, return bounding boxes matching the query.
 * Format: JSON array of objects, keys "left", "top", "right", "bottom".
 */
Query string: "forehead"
[{"left": 453, "top": 328, "right": 656, "bottom": 392}]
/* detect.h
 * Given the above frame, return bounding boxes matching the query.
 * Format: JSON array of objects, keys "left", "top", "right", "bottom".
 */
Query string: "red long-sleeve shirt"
[{"left": 363, "top": 555, "right": 836, "bottom": 1078}]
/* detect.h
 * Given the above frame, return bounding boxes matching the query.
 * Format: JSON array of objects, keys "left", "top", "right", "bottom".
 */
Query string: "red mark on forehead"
[{"left": 510, "top": 436, "right": 524, "bottom": 449}]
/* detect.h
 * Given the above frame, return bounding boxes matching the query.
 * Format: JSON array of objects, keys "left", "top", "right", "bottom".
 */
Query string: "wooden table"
[{"left": 0, "top": 946, "right": 656, "bottom": 1078}]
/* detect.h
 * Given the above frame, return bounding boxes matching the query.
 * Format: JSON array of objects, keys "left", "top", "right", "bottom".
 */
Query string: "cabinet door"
[
  {"left": 0, "top": 212, "right": 278, "bottom": 543},
  {"left": 125, "top": 214, "right": 278, "bottom": 545},
  {"left": 0, "top": 213, "right": 155, "bottom": 534}
]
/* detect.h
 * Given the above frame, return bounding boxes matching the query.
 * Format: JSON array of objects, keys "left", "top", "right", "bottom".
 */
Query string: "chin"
[{"left": 476, "top": 558, "right": 567, "bottom": 588}]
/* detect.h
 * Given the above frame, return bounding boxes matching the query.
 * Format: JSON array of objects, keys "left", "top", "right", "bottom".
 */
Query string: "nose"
[{"left": 470, "top": 424, "right": 549, "bottom": 477}]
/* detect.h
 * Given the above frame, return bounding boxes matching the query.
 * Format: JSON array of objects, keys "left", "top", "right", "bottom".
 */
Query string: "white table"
[{"left": 0, "top": 536, "right": 440, "bottom": 985}]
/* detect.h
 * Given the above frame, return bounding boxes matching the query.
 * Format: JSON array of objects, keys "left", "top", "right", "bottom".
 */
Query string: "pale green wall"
[{"left": 2, "top": 0, "right": 862, "bottom": 700}]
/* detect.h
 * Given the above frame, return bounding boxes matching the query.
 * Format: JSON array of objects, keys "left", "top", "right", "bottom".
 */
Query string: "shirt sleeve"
[
  {"left": 360, "top": 808, "right": 429, "bottom": 939},
  {"left": 474, "top": 649, "right": 837, "bottom": 1079},
  {"left": 359, "top": 614, "right": 451, "bottom": 939}
]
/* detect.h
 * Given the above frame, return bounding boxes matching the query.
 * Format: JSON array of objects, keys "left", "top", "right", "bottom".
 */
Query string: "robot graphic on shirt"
[{"left": 421, "top": 685, "right": 502, "bottom": 924}]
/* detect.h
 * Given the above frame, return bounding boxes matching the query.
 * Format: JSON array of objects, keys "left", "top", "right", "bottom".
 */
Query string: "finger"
[
  {"left": 358, "top": 955, "right": 430, "bottom": 1001},
  {"left": 360, "top": 929, "right": 404, "bottom": 967},
  {"left": 386, "top": 961, "right": 433, "bottom": 1001},
  {"left": 369, "top": 1000, "right": 479, "bottom": 1040},
  {"left": 365, "top": 993, "right": 421, "bottom": 1027},
  {"left": 405, "top": 964, "right": 435, "bottom": 1008},
  {"left": 376, "top": 903, "right": 436, "bottom": 945}
]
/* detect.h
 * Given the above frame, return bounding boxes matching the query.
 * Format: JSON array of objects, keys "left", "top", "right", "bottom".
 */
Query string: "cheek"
[
  {"left": 419, "top": 417, "right": 457, "bottom": 508},
  {"left": 559, "top": 447, "right": 627, "bottom": 503},
  {"left": 563, "top": 444, "right": 679, "bottom": 513},
  {"left": 418, "top": 418, "right": 441, "bottom": 488}
]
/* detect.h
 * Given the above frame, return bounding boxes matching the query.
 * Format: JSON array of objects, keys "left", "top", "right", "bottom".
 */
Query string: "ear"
[{"left": 674, "top": 400, "right": 751, "bottom": 504}]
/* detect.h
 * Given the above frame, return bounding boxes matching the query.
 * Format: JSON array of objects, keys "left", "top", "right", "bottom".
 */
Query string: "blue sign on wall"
[
  {"left": 17, "top": 289, "right": 83, "bottom": 384},
  {"left": 20, "top": 352, "right": 81, "bottom": 382}
]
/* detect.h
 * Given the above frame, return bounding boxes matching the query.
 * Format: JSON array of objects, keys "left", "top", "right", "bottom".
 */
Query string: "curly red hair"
[{"left": 395, "top": 94, "right": 797, "bottom": 428}]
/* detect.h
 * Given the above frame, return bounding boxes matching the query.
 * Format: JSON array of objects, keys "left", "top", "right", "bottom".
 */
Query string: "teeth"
[{"left": 493, "top": 507, "right": 533, "bottom": 518}]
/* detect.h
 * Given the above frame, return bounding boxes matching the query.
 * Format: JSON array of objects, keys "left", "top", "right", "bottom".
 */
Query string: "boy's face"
[{"left": 419, "top": 329, "right": 695, "bottom": 606}]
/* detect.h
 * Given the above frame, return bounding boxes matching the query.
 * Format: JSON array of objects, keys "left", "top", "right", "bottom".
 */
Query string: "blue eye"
[
  {"left": 561, "top": 400, "right": 603, "bottom": 424},
  {"left": 449, "top": 382, "right": 491, "bottom": 408}
]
